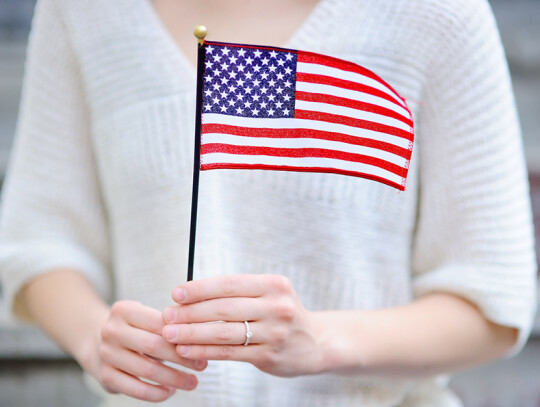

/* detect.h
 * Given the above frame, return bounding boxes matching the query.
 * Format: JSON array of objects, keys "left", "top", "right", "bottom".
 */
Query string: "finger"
[
  {"left": 163, "top": 297, "right": 263, "bottom": 324},
  {"left": 173, "top": 274, "right": 291, "bottom": 304},
  {"left": 115, "top": 322, "right": 207, "bottom": 371},
  {"left": 100, "top": 365, "right": 177, "bottom": 402},
  {"left": 115, "top": 300, "right": 165, "bottom": 335},
  {"left": 175, "top": 343, "right": 261, "bottom": 363},
  {"left": 163, "top": 321, "right": 263, "bottom": 345},
  {"left": 102, "top": 345, "right": 198, "bottom": 391}
]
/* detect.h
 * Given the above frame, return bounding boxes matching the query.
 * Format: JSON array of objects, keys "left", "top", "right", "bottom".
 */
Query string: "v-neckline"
[{"left": 141, "top": 0, "right": 334, "bottom": 77}]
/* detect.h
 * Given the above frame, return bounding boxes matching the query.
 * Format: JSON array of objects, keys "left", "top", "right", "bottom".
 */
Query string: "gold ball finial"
[{"left": 193, "top": 25, "right": 207, "bottom": 43}]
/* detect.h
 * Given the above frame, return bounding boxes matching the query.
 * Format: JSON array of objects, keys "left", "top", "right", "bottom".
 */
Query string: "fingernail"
[
  {"left": 194, "top": 359, "right": 207, "bottom": 370},
  {"left": 173, "top": 288, "right": 187, "bottom": 302},
  {"left": 187, "top": 375, "right": 197, "bottom": 390},
  {"left": 164, "top": 325, "right": 178, "bottom": 341},
  {"left": 163, "top": 307, "right": 177, "bottom": 323},
  {"left": 178, "top": 345, "right": 190, "bottom": 356}
]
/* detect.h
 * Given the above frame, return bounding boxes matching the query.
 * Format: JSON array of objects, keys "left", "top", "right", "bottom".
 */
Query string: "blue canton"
[{"left": 202, "top": 44, "right": 297, "bottom": 118}]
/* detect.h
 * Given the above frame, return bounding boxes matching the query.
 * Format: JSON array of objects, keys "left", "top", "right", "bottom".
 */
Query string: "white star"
[
  {"left": 244, "top": 86, "right": 253, "bottom": 94},
  {"left": 228, "top": 85, "right": 236, "bottom": 93},
  {"left": 222, "top": 62, "right": 230, "bottom": 71},
  {"left": 253, "top": 65, "right": 261, "bottom": 72},
  {"left": 261, "top": 57, "right": 270, "bottom": 65},
  {"left": 236, "top": 107, "right": 243, "bottom": 114},
  {"left": 268, "top": 79, "right": 276, "bottom": 87},
  {"left": 213, "top": 83, "right": 220, "bottom": 90},
  {"left": 238, "top": 49, "right": 247, "bottom": 57},
  {"left": 213, "top": 97, "right": 220, "bottom": 105},
  {"left": 206, "top": 46, "right": 214, "bottom": 54},
  {"left": 283, "top": 94, "right": 291, "bottom": 101},
  {"left": 283, "top": 108, "right": 290, "bottom": 115},
  {"left": 252, "top": 108, "right": 260, "bottom": 115},
  {"left": 230, "top": 55, "right": 238, "bottom": 64},
  {"left": 268, "top": 108, "right": 275, "bottom": 115},
  {"left": 275, "top": 101, "right": 283, "bottom": 109},
  {"left": 244, "top": 72, "right": 252, "bottom": 79},
  {"left": 276, "top": 73, "right": 284, "bottom": 80},
  {"left": 204, "top": 89, "right": 212, "bottom": 97},
  {"left": 237, "top": 78, "right": 245, "bottom": 87},
  {"left": 270, "top": 50, "right": 278, "bottom": 58},
  {"left": 260, "top": 72, "right": 269, "bottom": 80},
  {"left": 254, "top": 49, "right": 262, "bottom": 58},
  {"left": 205, "top": 61, "right": 213, "bottom": 69},
  {"left": 268, "top": 94, "right": 275, "bottom": 101},
  {"left": 275, "top": 86, "right": 284, "bottom": 94},
  {"left": 220, "top": 105, "right": 228, "bottom": 112},
  {"left": 260, "top": 87, "right": 268, "bottom": 94},
  {"left": 277, "top": 59, "right": 285, "bottom": 66},
  {"left": 220, "top": 77, "right": 228, "bottom": 84},
  {"left": 252, "top": 94, "right": 260, "bottom": 101},
  {"left": 268, "top": 65, "right": 277, "bottom": 72},
  {"left": 285, "top": 53, "right": 293, "bottom": 60},
  {"left": 214, "top": 54, "right": 222, "bottom": 62},
  {"left": 230, "top": 71, "right": 237, "bottom": 79},
  {"left": 245, "top": 56, "right": 254, "bottom": 64},
  {"left": 236, "top": 93, "right": 244, "bottom": 100},
  {"left": 260, "top": 101, "right": 268, "bottom": 109},
  {"left": 253, "top": 79, "right": 261, "bottom": 87},
  {"left": 284, "top": 80, "right": 292, "bottom": 87},
  {"left": 237, "top": 64, "right": 246, "bottom": 72},
  {"left": 205, "top": 104, "right": 212, "bottom": 111},
  {"left": 222, "top": 48, "right": 230, "bottom": 55},
  {"left": 220, "top": 91, "right": 227, "bottom": 99},
  {"left": 245, "top": 101, "right": 252, "bottom": 108},
  {"left": 285, "top": 67, "right": 292, "bottom": 74},
  {"left": 228, "top": 99, "right": 235, "bottom": 106}
]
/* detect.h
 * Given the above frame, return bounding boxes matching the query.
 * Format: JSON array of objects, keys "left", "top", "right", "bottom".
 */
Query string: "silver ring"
[{"left": 243, "top": 321, "right": 252, "bottom": 346}]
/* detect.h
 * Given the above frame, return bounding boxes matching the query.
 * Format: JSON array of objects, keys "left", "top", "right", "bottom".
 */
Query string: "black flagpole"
[{"left": 187, "top": 26, "right": 207, "bottom": 282}]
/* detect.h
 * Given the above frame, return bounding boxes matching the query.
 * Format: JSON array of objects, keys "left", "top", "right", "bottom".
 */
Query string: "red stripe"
[
  {"left": 294, "top": 110, "right": 413, "bottom": 141},
  {"left": 295, "top": 91, "right": 413, "bottom": 127},
  {"left": 296, "top": 72, "right": 407, "bottom": 112},
  {"left": 201, "top": 123, "right": 412, "bottom": 159},
  {"left": 200, "top": 163, "right": 405, "bottom": 191},
  {"left": 201, "top": 144, "right": 407, "bottom": 177},
  {"left": 297, "top": 50, "right": 405, "bottom": 105}
]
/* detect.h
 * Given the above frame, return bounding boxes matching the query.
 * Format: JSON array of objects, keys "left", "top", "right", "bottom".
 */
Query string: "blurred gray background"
[{"left": 1, "top": 0, "right": 539, "bottom": 406}]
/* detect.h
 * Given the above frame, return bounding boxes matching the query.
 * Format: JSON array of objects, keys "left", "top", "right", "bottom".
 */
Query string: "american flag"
[{"left": 199, "top": 40, "right": 414, "bottom": 190}]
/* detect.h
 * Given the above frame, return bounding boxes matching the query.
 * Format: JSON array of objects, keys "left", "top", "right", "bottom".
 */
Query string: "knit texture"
[{"left": 0, "top": 0, "right": 537, "bottom": 405}]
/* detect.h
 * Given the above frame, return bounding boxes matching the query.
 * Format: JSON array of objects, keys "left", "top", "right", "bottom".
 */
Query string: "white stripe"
[
  {"left": 297, "top": 62, "right": 406, "bottom": 108},
  {"left": 201, "top": 133, "right": 408, "bottom": 167},
  {"left": 202, "top": 113, "right": 412, "bottom": 150},
  {"left": 295, "top": 100, "right": 411, "bottom": 132},
  {"left": 296, "top": 81, "right": 411, "bottom": 120},
  {"left": 201, "top": 153, "right": 404, "bottom": 185}
]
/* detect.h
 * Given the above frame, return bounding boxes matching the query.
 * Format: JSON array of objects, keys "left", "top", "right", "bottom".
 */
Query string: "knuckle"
[
  {"left": 273, "top": 300, "right": 296, "bottom": 322},
  {"left": 270, "top": 275, "right": 293, "bottom": 293},
  {"left": 100, "top": 323, "right": 116, "bottom": 343},
  {"left": 216, "top": 301, "right": 234, "bottom": 320},
  {"left": 100, "top": 368, "right": 116, "bottom": 392},
  {"left": 271, "top": 326, "right": 288, "bottom": 345},
  {"left": 256, "top": 350, "right": 278, "bottom": 371},
  {"left": 141, "top": 334, "right": 163, "bottom": 355},
  {"left": 139, "top": 361, "right": 159, "bottom": 379},
  {"left": 222, "top": 276, "right": 240, "bottom": 295},
  {"left": 219, "top": 345, "right": 234, "bottom": 359},
  {"left": 216, "top": 324, "right": 233, "bottom": 342}
]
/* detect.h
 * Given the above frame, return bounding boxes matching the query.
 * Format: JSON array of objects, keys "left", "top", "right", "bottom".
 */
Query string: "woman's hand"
[
  {"left": 161, "top": 275, "right": 328, "bottom": 377},
  {"left": 84, "top": 300, "right": 208, "bottom": 402}
]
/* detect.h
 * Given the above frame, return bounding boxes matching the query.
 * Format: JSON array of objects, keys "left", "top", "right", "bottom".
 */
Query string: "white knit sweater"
[{"left": 0, "top": 0, "right": 537, "bottom": 406}]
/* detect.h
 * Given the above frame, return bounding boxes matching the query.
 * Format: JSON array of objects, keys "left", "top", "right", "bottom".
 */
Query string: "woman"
[{"left": 0, "top": 0, "right": 536, "bottom": 405}]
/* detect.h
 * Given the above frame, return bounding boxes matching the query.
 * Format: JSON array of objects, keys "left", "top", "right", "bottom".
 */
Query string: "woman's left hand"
[{"left": 161, "top": 274, "right": 328, "bottom": 377}]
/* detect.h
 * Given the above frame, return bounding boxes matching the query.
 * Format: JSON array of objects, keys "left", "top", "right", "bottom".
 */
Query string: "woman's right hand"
[{"left": 81, "top": 300, "right": 207, "bottom": 402}]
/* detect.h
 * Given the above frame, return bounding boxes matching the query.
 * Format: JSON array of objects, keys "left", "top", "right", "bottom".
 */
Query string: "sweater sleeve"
[
  {"left": 0, "top": 0, "right": 112, "bottom": 322},
  {"left": 411, "top": 0, "right": 537, "bottom": 356}
]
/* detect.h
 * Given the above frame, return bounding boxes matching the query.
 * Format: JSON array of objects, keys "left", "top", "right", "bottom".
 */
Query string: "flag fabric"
[{"left": 199, "top": 40, "right": 414, "bottom": 191}]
